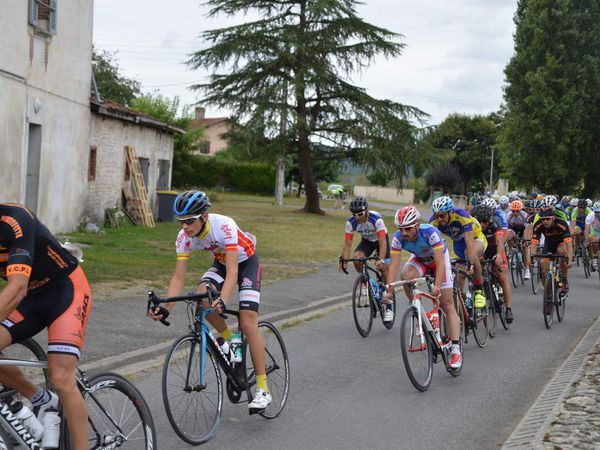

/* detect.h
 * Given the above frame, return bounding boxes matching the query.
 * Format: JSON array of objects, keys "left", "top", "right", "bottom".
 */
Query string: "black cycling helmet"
[
  {"left": 173, "top": 190, "right": 211, "bottom": 216},
  {"left": 539, "top": 205, "right": 555, "bottom": 218},
  {"left": 577, "top": 198, "right": 588, "bottom": 208},
  {"left": 349, "top": 196, "right": 368, "bottom": 214},
  {"left": 471, "top": 204, "right": 494, "bottom": 223}
]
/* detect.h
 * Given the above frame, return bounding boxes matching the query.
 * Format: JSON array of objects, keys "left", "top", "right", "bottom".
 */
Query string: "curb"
[
  {"left": 80, "top": 290, "right": 353, "bottom": 375},
  {"left": 502, "top": 315, "right": 600, "bottom": 449}
]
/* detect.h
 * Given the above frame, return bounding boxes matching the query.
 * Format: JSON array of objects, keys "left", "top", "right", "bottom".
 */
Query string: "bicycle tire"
[
  {"left": 438, "top": 308, "right": 463, "bottom": 378},
  {"left": 400, "top": 308, "right": 433, "bottom": 392},
  {"left": 247, "top": 321, "right": 290, "bottom": 419},
  {"left": 162, "top": 334, "right": 222, "bottom": 445},
  {"left": 2, "top": 338, "right": 50, "bottom": 390},
  {"left": 452, "top": 289, "right": 467, "bottom": 343},
  {"left": 582, "top": 245, "right": 590, "bottom": 279},
  {"left": 352, "top": 276, "right": 373, "bottom": 337},
  {"left": 472, "top": 302, "right": 489, "bottom": 348},
  {"left": 556, "top": 278, "right": 567, "bottom": 322},
  {"left": 380, "top": 291, "right": 397, "bottom": 330},
  {"left": 543, "top": 274, "right": 554, "bottom": 329},
  {"left": 510, "top": 252, "right": 519, "bottom": 288},
  {"left": 484, "top": 280, "right": 497, "bottom": 338},
  {"left": 76, "top": 372, "right": 156, "bottom": 450},
  {"left": 0, "top": 426, "right": 14, "bottom": 450},
  {"left": 531, "top": 260, "right": 541, "bottom": 294}
]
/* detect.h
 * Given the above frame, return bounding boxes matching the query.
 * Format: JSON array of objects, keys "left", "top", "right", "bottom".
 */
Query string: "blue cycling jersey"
[{"left": 391, "top": 223, "right": 446, "bottom": 263}]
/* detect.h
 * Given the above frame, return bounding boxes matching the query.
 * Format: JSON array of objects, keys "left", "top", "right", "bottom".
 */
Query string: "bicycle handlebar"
[
  {"left": 531, "top": 253, "right": 569, "bottom": 260},
  {"left": 147, "top": 285, "right": 221, "bottom": 326},
  {"left": 387, "top": 276, "right": 434, "bottom": 290},
  {"left": 338, "top": 255, "right": 379, "bottom": 274}
]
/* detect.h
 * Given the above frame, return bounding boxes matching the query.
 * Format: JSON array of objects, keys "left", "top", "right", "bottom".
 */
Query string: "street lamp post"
[{"left": 489, "top": 146, "right": 494, "bottom": 193}]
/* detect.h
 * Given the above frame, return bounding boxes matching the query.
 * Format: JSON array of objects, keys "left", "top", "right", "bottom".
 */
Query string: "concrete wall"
[
  {"left": 353, "top": 186, "right": 415, "bottom": 205},
  {"left": 0, "top": 0, "right": 94, "bottom": 232},
  {"left": 205, "top": 121, "right": 229, "bottom": 154},
  {"left": 87, "top": 115, "right": 174, "bottom": 224}
]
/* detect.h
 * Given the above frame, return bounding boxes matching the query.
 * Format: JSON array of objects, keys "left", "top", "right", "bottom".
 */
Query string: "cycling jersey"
[
  {"left": 390, "top": 223, "right": 446, "bottom": 264},
  {"left": 0, "top": 204, "right": 78, "bottom": 292},
  {"left": 481, "top": 216, "right": 504, "bottom": 255},
  {"left": 497, "top": 206, "right": 510, "bottom": 225},
  {"left": 429, "top": 208, "right": 487, "bottom": 259},
  {"left": 533, "top": 209, "right": 568, "bottom": 225},
  {"left": 345, "top": 211, "right": 387, "bottom": 242},
  {"left": 507, "top": 211, "right": 529, "bottom": 234},
  {"left": 532, "top": 218, "right": 571, "bottom": 245},
  {"left": 175, "top": 213, "right": 255, "bottom": 264},
  {"left": 585, "top": 212, "right": 600, "bottom": 235},
  {"left": 571, "top": 207, "right": 592, "bottom": 228}
]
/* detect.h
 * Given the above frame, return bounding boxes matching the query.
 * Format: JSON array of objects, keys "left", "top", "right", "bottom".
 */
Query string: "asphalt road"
[{"left": 121, "top": 264, "right": 600, "bottom": 450}]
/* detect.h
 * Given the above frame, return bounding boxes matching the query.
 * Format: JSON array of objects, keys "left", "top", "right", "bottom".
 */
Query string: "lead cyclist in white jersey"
[
  {"left": 584, "top": 202, "right": 600, "bottom": 272},
  {"left": 148, "top": 190, "right": 272, "bottom": 412}
]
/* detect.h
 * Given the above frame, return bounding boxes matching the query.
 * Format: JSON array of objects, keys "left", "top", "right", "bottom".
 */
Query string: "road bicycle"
[
  {"left": 580, "top": 240, "right": 591, "bottom": 279},
  {"left": 0, "top": 338, "right": 156, "bottom": 449},
  {"left": 340, "top": 256, "right": 396, "bottom": 337},
  {"left": 391, "top": 277, "right": 463, "bottom": 392},
  {"left": 481, "top": 258, "right": 510, "bottom": 335},
  {"left": 147, "top": 288, "right": 290, "bottom": 445},
  {"left": 532, "top": 254, "right": 568, "bottom": 329},
  {"left": 508, "top": 237, "right": 528, "bottom": 288},
  {"left": 450, "top": 261, "right": 489, "bottom": 348},
  {"left": 530, "top": 244, "right": 543, "bottom": 294}
]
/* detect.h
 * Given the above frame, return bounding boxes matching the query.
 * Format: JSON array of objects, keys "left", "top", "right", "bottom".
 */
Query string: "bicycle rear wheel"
[
  {"left": 543, "top": 275, "right": 554, "bottom": 329},
  {"left": 484, "top": 281, "right": 497, "bottom": 338},
  {"left": 439, "top": 308, "right": 463, "bottom": 377},
  {"left": 352, "top": 276, "right": 374, "bottom": 337},
  {"left": 162, "top": 334, "right": 222, "bottom": 445},
  {"left": 400, "top": 308, "right": 433, "bottom": 392},
  {"left": 510, "top": 252, "right": 519, "bottom": 288},
  {"left": 452, "top": 289, "right": 467, "bottom": 342},
  {"left": 582, "top": 245, "right": 591, "bottom": 279},
  {"left": 556, "top": 282, "right": 567, "bottom": 322},
  {"left": 472, "top": 302, "right": 489, "bottom": 348},
  {"left": 247, "top": 321, "right": 290, "bottom": 419},
  {"left": 79, "top": 373, "right": 156, "bottom": 450}
]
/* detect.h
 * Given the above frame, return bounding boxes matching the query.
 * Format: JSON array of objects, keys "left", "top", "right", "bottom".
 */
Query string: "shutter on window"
[
  {"left": 29, "top": 0, "right": 39, "bottom": 26},
  {"left": 49, "top": 0, "right": 57, "bottom": 34}
]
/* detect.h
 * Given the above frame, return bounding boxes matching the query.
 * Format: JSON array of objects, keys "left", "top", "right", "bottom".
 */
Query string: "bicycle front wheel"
[
  {"left": 82, "top": 373, "right": 156, "bottom": 450},
  {"left": 582, "top": 245, "right": 591, "bottom": 279},
  {"left": 556, "top": 287, "right": 566, "bottom": 322},
  {"left": 543, "top": 275, "right": 554, "bottom": 329},
  {"left": 162, "top": 334, "right": 222, "bottom": 445},
  {"left": 400, "top": 308, "right": 433, "bottom": 392},
  {"left": 510, "top": 252, "right": 519, "bottom": 288},
  {"left": 352, "top": 276, "right": 374, "bottom": 337},
  {"left": 3, "top": 338, "right": 49, "bottom": 390},
  {"left": 531, "top": 260, "right": 541, "bottom": 294}
]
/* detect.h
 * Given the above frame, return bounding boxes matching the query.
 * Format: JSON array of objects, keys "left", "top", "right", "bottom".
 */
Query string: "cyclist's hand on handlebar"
[
  {"left": 565, "top": 258, "right": 573, "bottom": 269},
  {"left": 148, "top": 306, "right": 170, "bottom": 322},
  {"left": 338, "top": 256, "right": 348, "bottom": 274},
  {"left": 431, "top": 285, "right": 441, "bottom": 298},
  {"left": 212, "top": 297, "right": 226, "bottom": 314},
  {"left": 374, "top": 259, "right": 385, "bottom": 270}
]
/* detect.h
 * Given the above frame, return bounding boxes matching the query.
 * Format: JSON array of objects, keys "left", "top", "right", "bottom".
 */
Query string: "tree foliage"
[
  {"left": 92, "top": 48, "right": 141, "bottom": 105},
  {"left": 500, "top": 0, "right": 600, "bottom": 196},
  {"left": 418, "top": 114, "right": 498, "bottom": 193},
  {"left": 188, "top": 0, "right": 425, "bottom": 213}
]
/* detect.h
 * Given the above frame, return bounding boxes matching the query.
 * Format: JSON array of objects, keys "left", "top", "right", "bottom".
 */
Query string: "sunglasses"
[
  {"left": 177, "top": 214, "right": 202, "bottom": 225},
  {"left": 398, "top": 225, "right": 416, "bottom": 232},
  {"left": 541, "top": 217, "right": 553, "bottom": 222},
  {"left": 352, "top": 211, "right": 367, "bottom": 217}
]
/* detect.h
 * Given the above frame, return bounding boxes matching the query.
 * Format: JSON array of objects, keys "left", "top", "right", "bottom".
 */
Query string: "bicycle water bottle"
[
  {"left": 427, "top": 310, "right": 441, "bottom": 341},
  {"left": 230, "top": 333, "right": 243, "bottom": 363},
  {"left": 464, "top": 292, "right": 473, "bottom": 309},
  {"left": 216, "top": 337, "right": 231, "bottom": 361},
  {"left": 41, "top": 408, "right": 60, "bottom": 449},
  {"left": 369, "top": 279, "right": 381, "bottom": 302},
  {"left": 10, "top": 401, "right": 43, "bottom": 441}
]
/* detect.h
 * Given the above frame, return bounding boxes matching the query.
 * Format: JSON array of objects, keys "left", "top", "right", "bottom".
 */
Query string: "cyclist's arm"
[
  {"left": 0, "top": 274, "right": 28, "bottom": 322},
  {"left": 386, "top": 249, "right": 402, "bottom": 295},
  {"left": 220, "top": 249, "right": 239, "bottom": 304},
  {"left": 341, "top": 234, "right": 353, "bottom": 260},
  {"left": 163, "top": 259, "right": 188, "bottom": 312},
  {"left": 463, "top": 229, "right": 475, "bottom": 255},
  {"left": 377, "top": 232, "right": 388, "bottom": 263},
  {"left": 584, "top": 223, "right": 591, "bottom": 242}
]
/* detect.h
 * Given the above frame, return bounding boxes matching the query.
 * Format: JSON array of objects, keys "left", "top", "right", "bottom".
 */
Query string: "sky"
[{"left": 93, "top": 0, "right": 518, "bottom": 126}]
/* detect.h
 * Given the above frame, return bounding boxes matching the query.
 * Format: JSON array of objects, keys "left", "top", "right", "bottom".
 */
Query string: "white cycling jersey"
[
  {"left": 585, "top": 212, "right": 600, "bottom": 233},
  {"left": 175, "top": 213, "right": 255, "bottom": 264},
  {"left": 344, "top": 210, "right": 388, "bottom": 242}
]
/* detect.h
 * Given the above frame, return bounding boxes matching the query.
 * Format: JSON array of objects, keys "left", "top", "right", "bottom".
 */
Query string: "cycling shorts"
[
  {"left": 1, "top": 266, "right": 92, "bottom": 358},
  {"left": 404, "top": 251, "right": 453, "bottom": 289},
  {"left": 355, "top": 236, "right": 391, "bottom": 263},
  {"left": 201, "top": 254, "right": 261, "bottom": 312},
  {"left": 542, "top": 239, "right": 564, "bottom": 255},
  {"left": 483, "top": 246, "right": 508, "bottom": 272}
]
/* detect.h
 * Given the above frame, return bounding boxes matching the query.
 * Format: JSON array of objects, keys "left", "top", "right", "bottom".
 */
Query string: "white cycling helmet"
[
  {"left": 498, "top": 195, "right": 509, "bottom": 206},
  {"left": 543, "top": 195, "right": 558, "bottom": 206},
  {"left": 431, "top": 196, "right": 454, "bottom": 213},
  {"left": 480, "top": 197, "right": 497, "bottom": 209},
  {"left": 592, "top": 201, "right": 600, "bottom": 213},
  {"left": 586, "top": 198, "right": 593, "bottom": 207},
  {"left": 395, "top": 206, "right": 421, "bottom": 228},
  {"left": 570, "top": 198, "right": 579, "bottom": 207}
]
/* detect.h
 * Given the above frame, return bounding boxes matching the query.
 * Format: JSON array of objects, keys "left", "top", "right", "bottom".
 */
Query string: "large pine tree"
[
  {"left": 188, "top": 0, "right": 424, "bottom": 213},
  {"left": 501, "top": 0, "right": 600, "bottom": 196}
]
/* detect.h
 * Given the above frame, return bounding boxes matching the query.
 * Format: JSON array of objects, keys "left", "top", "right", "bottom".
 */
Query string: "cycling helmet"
[
  {"left": 173, "top": 190, "right": 211, "bottom": 216},
  {"left": 592, "top": 201, "right": 600, "bottom": 212},
  {"left": 543, "top": 195, "right": 557, "bottom": 206},
  {"left": 570, "top": 198, "right": 578, "bottom": 207},
  {"left": 560, "top": 195, "right": 570, "bottom": 205},
  {"left": 531, "top": 199, "right": 544, "bottom": 209},
  {"left": 539, "top": 205, "right": 555, "bottom": 218},
  {"left": 349, "top": 196, "right": 368, "bottom": 214},
  {"left": 586, "top": 198, "right": 593, "bottom": 207},
  {"left": 395, "top": 206, "right": 421, "bottom": 228},
  {"left": 509, "top": 194, "right": 520, "bottom": 202},
  {"left": 431, "top": 195, "right": 454, "bottom": 213},
  {"left": 536, "top": 194, "right": 545, "bottom": 200},
  {"left": 510, "top": 200, "right": 523, "bottom": 212},
  {"left": 498, "top": 195, "right": 509, "bottom": 206},
  {"left": 577, "top": 198, "right": 588, "bottom": 208},
  {"left": 480, "top": 197, "right": 497, "bottom": 209},
  {"left": 471, "top": 204, "right": 494, "bottom": 223}
]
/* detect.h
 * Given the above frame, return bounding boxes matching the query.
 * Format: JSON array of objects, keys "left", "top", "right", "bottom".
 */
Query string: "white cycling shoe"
[
  {"left": 248, "top": 388, "right": 272, "bottom": 414},
  {"left": 523, "top": 268, "right": 531, "bottom": 280},
  {"left": 383, "top": 309, "right": 394, "bottom": 322}
]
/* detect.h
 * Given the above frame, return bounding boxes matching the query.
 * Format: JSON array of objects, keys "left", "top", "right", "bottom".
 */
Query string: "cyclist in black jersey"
[{"left": 0, "top": 203, "right": 92, "bottom": 449}]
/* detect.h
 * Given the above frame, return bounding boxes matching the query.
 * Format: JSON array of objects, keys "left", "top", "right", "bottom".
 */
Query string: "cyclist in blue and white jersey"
[{"left": 584, "top": 202, "right": 600, "bottom": 272}]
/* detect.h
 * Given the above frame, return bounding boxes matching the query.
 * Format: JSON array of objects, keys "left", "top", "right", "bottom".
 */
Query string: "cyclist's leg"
[
  {"left": 506, "top": 228, "right": 516, "bottom": 251},
  {"left": 436, "top": 250, "right": 458, "bottom": 341},
  {"left": 400, "top": 257, "right": 424, "bottom": 301},
  {"left": 523, "top": 225, "right": 532, "bottom": 270},
  {"left": 494, "top": 258, "right": 512, "bottom": 308},
  {"left": 199, "top": 263, "right": 230, "bottom": 334},
  {"left": 353, "top": 238, "right": 377, "bottom": 273},
  {"left": 556, "top": 242, "right": 570, "bottom": 287}
]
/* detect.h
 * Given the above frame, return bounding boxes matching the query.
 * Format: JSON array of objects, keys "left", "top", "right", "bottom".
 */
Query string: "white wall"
[{"left": 353, "top": 186, "right": 415, "bottom": 204}]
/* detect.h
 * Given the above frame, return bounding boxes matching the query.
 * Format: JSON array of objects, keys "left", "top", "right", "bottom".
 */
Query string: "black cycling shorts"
[{"left": 355, "top": 236, "right": 391, "bottom": 262}]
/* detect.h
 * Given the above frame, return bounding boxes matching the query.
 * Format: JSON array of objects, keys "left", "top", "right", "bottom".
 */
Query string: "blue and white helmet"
[
  {"left": 173, "top": 190, "right": 211, "bottom": 216},
  {"left": 543, "top": 195, "right": 558, "bottom": 206},
  {"left": 498, "top": 195, "right": 509, "bottom": 206},
  {"left": 592, "top": 201, "right": 600, "bottom": 213},
  {"left": 431, "top": 196, "right": 454, "bottom": 213},
  {"left": 480, "top": 197, "right": 497, "bottom": 209},
  {"left": 587, "top": 198, "right": 593, "bottom": 207},
  {"left": 570, "top": 198, "right": 579, "bottom": 207}
]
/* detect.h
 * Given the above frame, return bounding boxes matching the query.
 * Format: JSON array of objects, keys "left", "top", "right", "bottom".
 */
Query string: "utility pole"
[{"left": 489, "top": 145, "right": 495, "bottom": 193}]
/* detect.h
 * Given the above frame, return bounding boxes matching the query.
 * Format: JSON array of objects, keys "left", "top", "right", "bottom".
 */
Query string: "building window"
[
  {"left": 157, "top": 160, "right": 170, "bottom": 190},
  {"left": 29, "top": 0, "right": 57, "bottom": 34},
  {"left": 200, "top": 141, "right": 211, "bottom": 154},
  {"left": 88, "top": 147, "right": 97, "bottom": 181}
]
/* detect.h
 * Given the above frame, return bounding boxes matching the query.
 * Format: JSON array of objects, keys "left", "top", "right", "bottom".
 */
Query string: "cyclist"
[
  {"left": 331, "top": 186, "right": 346, "bottom": 210},
  {"left": 148, "top": 191, "right": 272, "bottom": 413},
  {"left": 507, "top": 200, "right": 531, "bottom": 280},
  {"left": 558, "top": 196, "right": 571, "bottom": 212},
  {"left": 429, "top": 196, "right": 488, "bottom": 309},
  {"left": 0, "top": 203, "right": 91, "bottom": 450},
  {"left": 566, "top": 198, "right": 578, "bottom": 220},
  {"left": 497, "top": 195, "right": 510, "bottom": 222},
  {"left": 385, "top": 206, "right": 462, "bottom": 369},
  {"left": 584, "top": 202, "right": 600, "bottom": 272},
  {"left": 570, "top": 198, "right": 592, "bottom": 256},
  {"left": 471, "top": 204, "right": 514, "bottom": 323},
  {"left": 339, "top": 196, "right": 393, "bottom": 322},
  {"left": 531, "top": 205, "right": 573, "bottom": 294}
]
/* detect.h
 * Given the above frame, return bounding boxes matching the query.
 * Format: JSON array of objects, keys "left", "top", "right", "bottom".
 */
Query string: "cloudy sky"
[{"left": 93, "top": 0, "right": 517, "bottom": 125}]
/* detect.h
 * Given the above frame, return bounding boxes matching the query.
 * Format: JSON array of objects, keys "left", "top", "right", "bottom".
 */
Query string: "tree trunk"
[
  {"left": 275, "top": 153, "right": 285, "bottom": 206},
  {"left": 297, "top": 132, "right": 322, "bottom": 213}
]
